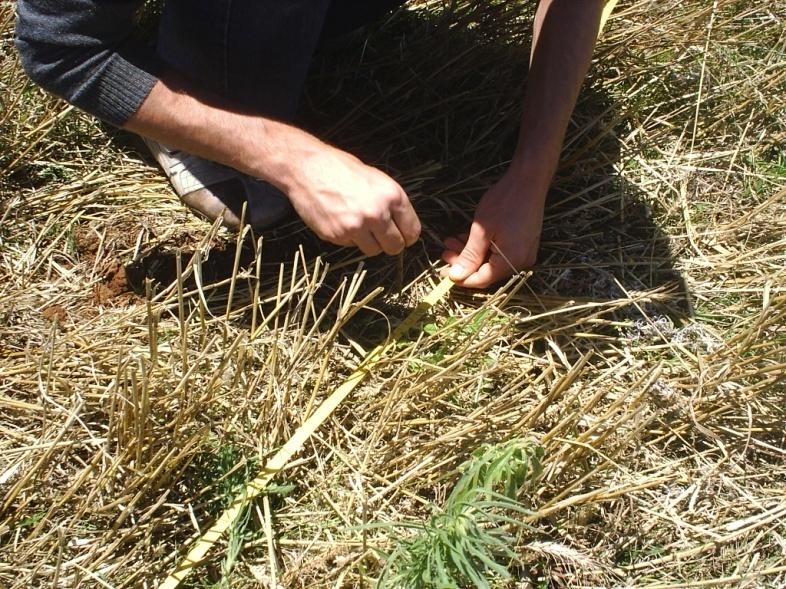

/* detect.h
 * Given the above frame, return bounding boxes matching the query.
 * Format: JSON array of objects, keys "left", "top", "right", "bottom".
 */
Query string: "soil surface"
[
  {"left": 41, "top": 304, "right": 67, "bottom": 323},
  {"left": 74, "top": 224, "right": 137, "bottom": 306}
]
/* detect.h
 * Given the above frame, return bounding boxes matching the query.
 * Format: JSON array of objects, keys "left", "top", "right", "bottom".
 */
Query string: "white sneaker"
[{"left": 143, "top": 137, "right": 293, "bottom": 231}]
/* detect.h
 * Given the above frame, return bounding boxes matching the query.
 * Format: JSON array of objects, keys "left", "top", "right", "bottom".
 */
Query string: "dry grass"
[{"left": 1, "top": 0, "right": 785, "bottom": 587}]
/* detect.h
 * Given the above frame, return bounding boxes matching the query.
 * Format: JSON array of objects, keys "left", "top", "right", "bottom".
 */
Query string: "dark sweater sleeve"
[{"left": 15, "top": 0, "right": 160, "bottom": 127}]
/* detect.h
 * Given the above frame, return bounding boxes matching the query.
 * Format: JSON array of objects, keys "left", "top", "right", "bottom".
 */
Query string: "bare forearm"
[
  {"left": 124, "top": 77, "right": 322, "bottom": 194},
  {"left": 125, "top": 76, "right": 420, "bottom": 254},
  {"left": 442, "top": 0, "right": 605, "bottom": 287},
  {"left": 511, "top": 0, "right": 604, "bottom": 185}
]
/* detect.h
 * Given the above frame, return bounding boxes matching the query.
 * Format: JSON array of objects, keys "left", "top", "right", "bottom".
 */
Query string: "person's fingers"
[
  {"left": 441, "top": 249, "right": 460, "bottom": 264},
  {"left": 449, "top": 221, "right": 489, "bottom": 281},
  {"left": 441, "top": 234, "right": 470, "bottom": 272},
  {"left": 457, "top": 254, "right": 510, "bottom": 289},
  {"left": 443, "top": 236, "right": 465, "bottom": 253},
  {"left": 391, "top": 193, "right": 422, "bottom": 247},
  {"left": 440, "top": 248, "right": 460, "bottom": 278},
  {"left": 352, "top": 232, "right": 383, "bottom": 257},
  {"left": 371, "top": 215, "right": 407, "bottom": 255}
]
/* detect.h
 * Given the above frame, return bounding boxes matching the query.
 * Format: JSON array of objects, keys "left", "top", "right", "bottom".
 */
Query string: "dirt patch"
[
  {"left": 41, "top": 304, "right": 67, "bottom": 324},
  {"left": 74, "top": 224, "right": 140, "bottom": 306},
  {"left": 74, "top": 226, "right": 101, "bottom": 261},
  {"left": 93, "top": 259, "right": 135, "bottom": 306}
]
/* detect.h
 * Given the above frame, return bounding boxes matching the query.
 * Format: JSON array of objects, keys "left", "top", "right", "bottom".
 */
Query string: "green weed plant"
[{"left": 378, "top": 439, "right": 545, "bottom": 589}]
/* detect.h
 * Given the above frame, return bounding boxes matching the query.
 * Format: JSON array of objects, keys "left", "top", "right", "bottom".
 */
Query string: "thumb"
[{"left": 449, "top": 222, "right": 489, "bottom": 281}]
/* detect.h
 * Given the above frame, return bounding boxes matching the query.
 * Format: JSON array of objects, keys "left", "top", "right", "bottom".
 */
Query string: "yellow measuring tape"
[
  {"left": 159, "top": 4, "right": 619, "bottom": 584},
  {"left": 601, "top": 0, "right": 619, "bottom": 34},
  {"left": 159, "top": 277, "right": 454, "bottom": 588}
]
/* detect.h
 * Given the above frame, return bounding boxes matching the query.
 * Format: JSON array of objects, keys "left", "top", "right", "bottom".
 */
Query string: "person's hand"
[
  {"left": 284, "top": 142, "right": 421, "bottom": 256},
  {"left": 441, "top": 169, "right": 547, "bottom": 288}
]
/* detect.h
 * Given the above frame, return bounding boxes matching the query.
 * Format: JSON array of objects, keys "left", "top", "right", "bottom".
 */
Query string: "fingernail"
[{"left": 449, "top": 264, "right": 466, "bottom": 280}]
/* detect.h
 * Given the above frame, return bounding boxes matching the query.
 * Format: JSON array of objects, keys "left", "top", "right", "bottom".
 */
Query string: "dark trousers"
[{"left": 157, "top": 0, "right": 405, "bottom": 121}]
